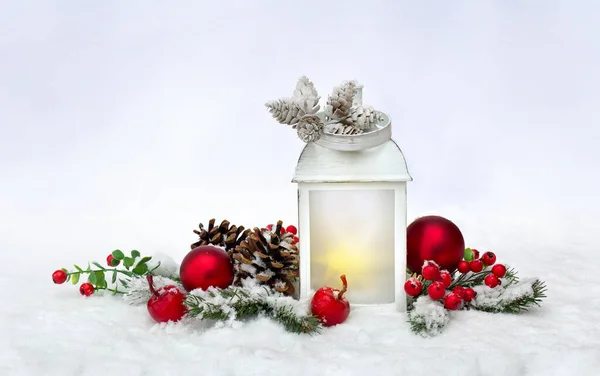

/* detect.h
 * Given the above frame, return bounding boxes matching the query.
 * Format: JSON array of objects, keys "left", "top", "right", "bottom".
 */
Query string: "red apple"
[
  {"left": 310, "top": 275, "right": 351, "bottom": 327},
  {"left": 146, "top": 274, "right": 187, "bottom": 323}
]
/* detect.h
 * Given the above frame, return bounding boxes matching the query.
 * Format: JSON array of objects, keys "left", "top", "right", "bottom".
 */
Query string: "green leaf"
[
  {"left": 86, "top": 262, "right": 91, "bottom": 272},
  {"left": 88, "top": 272, "right": 97, "bottom": 284},
  {"left": 92, "top": 262, "right": 106, "bottom": 270},
  {"left": 123, "top": 257, "right": 135, "bottom": 268},
  {"left": 111, "top": 270, "right": 117, "bottom": 284},
  {"left": 131, "top": 250, "right": 141, "bottom": 259},
  {"left": 132, "top": 263, "right": 148, "bottom": 275},
  {"left": 71, "top": 273, "right": 80, "bottom": 284},
  {"left": 137, "top": 256, "right": 152, "bottom": 265},
  {"left": 74, "top": 265, "right": 83, "bottom": 272},
  {"left": 112, "top": 250, "right": 125, "bottom": 260},
  {"left": 119, "top": 278, "right": 129, "bottom": 288}
]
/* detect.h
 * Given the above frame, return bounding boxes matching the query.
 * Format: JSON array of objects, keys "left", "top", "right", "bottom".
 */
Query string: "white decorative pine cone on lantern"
[
  {"left": 265, "top": 76, "right": 320, "bottom": 128},
  {"left": 342, "top": 105, "right": 379, "bottom": 131},
  {"left": 296, "top": 114, "right": 324, "bottom": 143},
  {"left": 324, "top": 80, "right": 356, "bottom": 121}
]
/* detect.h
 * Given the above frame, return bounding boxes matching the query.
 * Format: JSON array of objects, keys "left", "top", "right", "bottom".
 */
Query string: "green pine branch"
[
  {"left": 472, "top": 279, "right": 547, "bottom": 314},
  {"left": 185, "top": 287, "right": 322, "bottom": 334},
  {"left": 448, "top": 266, "right": 518, "bottom": 289}
]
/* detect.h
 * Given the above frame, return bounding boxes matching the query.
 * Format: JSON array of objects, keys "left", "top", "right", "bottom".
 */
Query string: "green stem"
[
  {"left": 68, "top": 269, "right": 134, "bottom": 278},
  {"left": 95, "top": 286, "right": 125, "bottom": 294}
]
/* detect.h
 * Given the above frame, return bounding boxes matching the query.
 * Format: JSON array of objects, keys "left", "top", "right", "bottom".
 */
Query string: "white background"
[{"left": 1, "top": 0, "right": 598, "bottom": 267}]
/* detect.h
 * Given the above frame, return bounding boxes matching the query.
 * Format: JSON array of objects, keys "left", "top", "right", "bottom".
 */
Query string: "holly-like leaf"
[
  {"left": 132, "top": 263, "right": 148, "bottom": 275},
  {"left": 88, "top": 272, "right": 97, "bottom": 284},
  {"left": 71, "top": 273, "right": 80, "bottom": 284},
  {"left": 111, "top": 270, "right": 117, "bottom": 284},
  {"left": 112, "top": 250, "right": 125, "bottom": 261},
  {"left": 123, "top": 257, "right": 135, "bottom": 269},
  {"left": 131, "top": 250, "right": 141, "bottom": 259},
  {"left": 92, "top": 262, "right": 106, "bottom": 270},
  {"left": 74, "top": 265, "right": 83, "bottom": 272},
  {"left": 137, "top": 256, "right": 152, "bottom": 265}
]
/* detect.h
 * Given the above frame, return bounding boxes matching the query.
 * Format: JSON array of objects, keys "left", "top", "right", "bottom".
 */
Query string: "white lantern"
[{"left": 266, "top": 77, "right": 412, "bottom": 311}]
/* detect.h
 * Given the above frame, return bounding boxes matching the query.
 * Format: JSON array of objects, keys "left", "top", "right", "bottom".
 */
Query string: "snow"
[{"left": 2, "top": 223, "right": 600, "bottom": 376}]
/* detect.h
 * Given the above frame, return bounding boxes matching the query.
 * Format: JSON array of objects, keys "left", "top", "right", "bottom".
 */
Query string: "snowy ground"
[{"left": 2, "top": 214, "right": 600, "bottom": 376}]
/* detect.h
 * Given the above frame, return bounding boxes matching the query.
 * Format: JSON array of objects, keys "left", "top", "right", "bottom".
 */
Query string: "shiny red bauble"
[
  {"left": 457, "top": 260, "right": 470, "bottom": 274},
  {"left": 427, "top": 281, "right": 446, "bottom": 300},
  {"left": 404, "top": 277, "right": 423, "bottom": 297},
  {"left": 52, "top": 269, "right": 67, "bottom": 284},
  {"left": 444, "top": 292, "right": 462, "bottom": 310},
  {"left": 407, "top": 215, "right": 465, "bottom": 273},
  {"left": 492, "top": 264, "right": 507, "bottom": 278},
  {"left": 146, "top": 275, "right": 187, "bottom": 323},
  {"left": 481, "top": 252, "right": 496, "bottom": 266},
  {"left": 311, "top": 275, "right": 351, "bottom": 327},
  {"left": 179, "top": 245, "right": 234, "bottom": 292}
]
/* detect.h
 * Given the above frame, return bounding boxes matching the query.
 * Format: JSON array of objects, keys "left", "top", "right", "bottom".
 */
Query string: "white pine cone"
[
  {"left": 324, "top": 81, "right": 356, "bottom": 121},
  {"left": 342, "top": 105, "right": 378, "bottom": 131},
  {"left": 296, "top": 114, "right": 324, "bottom": 143},
  {"left": 265, "top": 98, "right": 307, "bottom": 127},
  {"left": 293, "top": 76, "right": 321, "bottom": 115},
  {"left": 324, "top": 122, "right": 364, "bottom": 135}
]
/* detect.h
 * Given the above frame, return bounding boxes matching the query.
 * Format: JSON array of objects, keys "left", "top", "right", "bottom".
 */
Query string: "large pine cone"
[
  {"left": 342, "top": 105, "right": 379, "bottom": 131},
  {"left": 191, "top": 219, "right": 250, "bottom": 251},
  {"left": 325, "top": 81, "right": 356, "bottom": 121},
  {"left": 230, "top": 220, "right": 299, "bottom": 295}
]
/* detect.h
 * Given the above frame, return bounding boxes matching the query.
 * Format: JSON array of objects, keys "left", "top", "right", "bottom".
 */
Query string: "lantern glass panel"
[{"left": 308, "top": 188, "right": 396, "bottom": 304}]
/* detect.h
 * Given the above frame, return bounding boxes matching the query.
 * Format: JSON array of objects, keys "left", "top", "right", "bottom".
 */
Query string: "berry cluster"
[{"left": 404, "top": 248, "right": 510, "bottom": 311}]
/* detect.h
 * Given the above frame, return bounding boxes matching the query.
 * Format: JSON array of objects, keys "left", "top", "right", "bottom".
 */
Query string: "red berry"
[
  {"left": 266, "top": 224, "right": 273, "bottom": 231},
  {"left": 285, "top": 225, "right": 297, "bottom": 235},
  {"left": 484, "top": 274, "right": 500, "bottom": 288},
  {"left": 472, "top": 249, "right": 480, "bottom": 259},
  {"left": 463, "top": 288, "right": 477, "bottom": 302},
  {"left": 107, "top": 254, "right": 120, "bottom": 267},
  {"left": 438, "top": 270, "right": 452, "bottom": 288},
  {"left": 421, "top": 262, "right": 440, "bottom": 281},
  {"left": 79, "top": 283, "right": 95, "bottom": 296},
  {"left": 404, "top": 277, "right": 423, "bottom": 297},
  {"left": 492, "top": 264, "right": 507, "bottom": 278},
  {"left": 457, "top": 260, "right": 470, "bottom": 274},
  {"left": 444, "top": 293, "right": 462, "bottom": 310},
  {"left": 452, "top": 286, "right": 466, "bottom": 299},
  {"left": 292, "top": 235, "right": 299, "bottom": 245},
  {"left": 427, "top": 281, "right": 446, "bottom": 300},
  {"left": 52, "top": 269, "right": 68, "bottom": 284},
  {"left": 481, "top": 251, "right": 496, "bottom": 266},
  {"left": 469, "top": 259, "right": 484, "bottom": 273},
  {"left": 280, "top": 226, "right": 287, "bottom": 234}
]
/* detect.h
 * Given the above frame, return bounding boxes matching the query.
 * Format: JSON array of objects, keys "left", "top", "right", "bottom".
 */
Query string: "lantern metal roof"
[{"left": 292, "top": 139, "right": 412, "bottom": 183}]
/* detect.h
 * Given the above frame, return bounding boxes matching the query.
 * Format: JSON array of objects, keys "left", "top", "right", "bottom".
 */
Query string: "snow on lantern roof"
[{"left": 292, "top": 139, "right": 412, "bottom": 183}]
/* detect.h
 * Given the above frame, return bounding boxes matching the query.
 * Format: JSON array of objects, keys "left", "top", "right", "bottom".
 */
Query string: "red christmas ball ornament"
[
  {"left": 452, "top": 286, "right": 466, "bottom": 299},
  {"left": 484, "top": 274, "right": 500, "bottom": 288},
  {"left": 146, "top": 275, "right": 187, "bottom": 323},
  {"left": 469, "top": 259, "right": 484, "bottom": 273},
  {"left": 427, "top": 281, "right": 446, "bottom": 300},
  {"left": 438, "top": 270, "right": 452, "bottom": 288},
  {"left": 463, "top": 288, "right": 477, "bottom": 302},
  {"left": 492, "top": 264, "right": 507, "bottom": 278},
  {"left": 404, "top": 277, "right": 423, "bottom": 297},
  {"left": 107, "top": 254, "right": 120, "bottom": 267},
  {"left": 311, "top": 275, "right": 351, "bottom": 327},
  {"left": 79, "top": 283, "right": 94, "bottom": 296},
  {"left": 481, "top": 252, "right": 496, "bottom": 266},
  {"left": 444, "top": 293, "right": 462, "bottom": 310},
  {"left": 179, "top": 245, "right": 234, "bottom": 292},
  {"left": 457, "top": 260, "right": 470, "bottom": 274},
  {"left": 52, "top": 269, "right": 67, "bottom": 284},
  {"left": 421, "top": 262, "right": 440, "bottom": 281},
  {"left": 285, "top": 225, "right": 297, "bottom": 235},
  {"left": 407, "top": 215, "right": 465, "bottom": 273}
]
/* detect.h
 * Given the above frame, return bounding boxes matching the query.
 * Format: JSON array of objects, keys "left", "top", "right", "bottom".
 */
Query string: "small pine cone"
[
  {"left": 230, "top": 221, "right": 299, "bottom": 295},
  {"left": 265, "top": 98, "right": 307, "bottom": 126},
  {"left": 296, "top": 114, "right": 324, "bottom": 143},
  {"left": 342, "top": 105, "right": 378, "bottom": 131},
  {"left": 325, "top": 81, "right": 356, "bottom": 120},
  {"left": 293, "top": 76, "right": 320, "bottom": 115},
  {"left": 324, "top": 122, "right": 364, "bottom": 135},
  {"left": 191, "top": 219, "right": 250, "bottom": 252}
]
